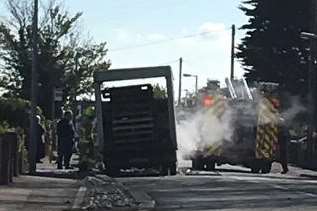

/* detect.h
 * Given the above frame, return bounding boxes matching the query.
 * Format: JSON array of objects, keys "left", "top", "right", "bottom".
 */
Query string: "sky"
[{"left": 0, "top": 0, "right": 249, "bottom": 97}]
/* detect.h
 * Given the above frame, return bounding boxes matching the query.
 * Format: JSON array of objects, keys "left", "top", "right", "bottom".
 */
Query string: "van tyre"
[
  {"left": 251, "top": 166, "right": 261, "bottom": 173},
  {"left": 261, "top": 161, "right": 272, "bottom": 174},
  {"left": 250, "top": 159, "right": 265, "bottom": 174},
  {"left": 170, "top": 163, "right": 177, "bottom": 175},
  {"left": 192, "top": 158, "right": 204, "bottom": 170},
  {"left": 206, "top": 161, "right": 216, "bottom": 171},
  {"left": 160, "top": 163, "right": 177, "bottom": 176}
]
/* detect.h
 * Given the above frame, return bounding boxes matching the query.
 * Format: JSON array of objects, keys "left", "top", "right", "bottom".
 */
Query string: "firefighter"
[
  {"left": 57, "top": 110, "right": 75, "bottom": 169},
  {"left": 35, "top": 115, "right": 45, "bottom": 163},
  {"left": 269, "top": 93, "right": 289, "bottom": 174},
  {"left": 278, "top": 117, "right": 289, "bottom": 174}
]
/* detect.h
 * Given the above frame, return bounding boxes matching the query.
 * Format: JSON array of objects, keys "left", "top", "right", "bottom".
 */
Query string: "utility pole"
[
  {"left": 195, "top": 75, "right": 198, "bottom": 96},
  {"left": 312, "top": 0, "right": 317, "bottom": 163},
  {"left": 308, "top": 0, "right": 317, "bottom": 163},
  {"left": 178, "top": 57, "right": 183, "bottom": 105},
  {"left": 29, "top": 0, "right": 38, "bottom": 174},
  {"left": 72, "top": 53, "right": 79, "bottom": 119},
  {"left": 230, "top": 24, "right": 236, "bottom": 80},
  {"left": 307, "top": 38, "right": 314, "bottom": 163}
]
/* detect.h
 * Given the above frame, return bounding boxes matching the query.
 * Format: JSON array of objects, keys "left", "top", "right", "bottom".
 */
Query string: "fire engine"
[{"left": 189, "top": 78, "right": 281, "bottom": 173}]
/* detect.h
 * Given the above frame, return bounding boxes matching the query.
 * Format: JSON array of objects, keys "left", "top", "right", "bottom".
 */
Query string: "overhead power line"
[
  {"left": 109, "top": 30, "right": 230, "bottom": 53},
  {"left": 157, "top": 59, "right": 180, "bottom": 66}
]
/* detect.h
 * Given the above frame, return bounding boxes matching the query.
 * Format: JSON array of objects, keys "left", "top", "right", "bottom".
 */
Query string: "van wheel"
[
  {"left": 251, "top": 166, "right": 261, "bottom": 173},
  {"left": 192, "top": 158, "right": 204, "bottom": 170},
  {"left": 206, "top": 161, "right": 216, "bottom": 171},
  {"left": 261, "top": 161, "right": 272, "bottom": 174},
  {"left": 170, "top": 163, "right": 177, "bottom": 175},
  {"left": 160, "top": 163, "right": 176, "bottom": 176},
  {"left": 250, "top": 160, "right": 262, "bottom": 173}
]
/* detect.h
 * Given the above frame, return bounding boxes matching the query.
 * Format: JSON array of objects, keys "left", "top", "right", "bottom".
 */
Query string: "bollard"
[
  {"left": 0, "top": 134, "right": 12, "bottom": 185},
  {"left": 5, "top": 132, "right": 19, "bottom": 177},
  {"left": 0, "top": 132, "right": 19, "bottom": 185}
]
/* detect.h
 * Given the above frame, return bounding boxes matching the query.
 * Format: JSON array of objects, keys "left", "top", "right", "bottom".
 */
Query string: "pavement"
[
  {"left": 0, "top": 175, "right": 79, "bottom": 211},
  {"left": 0, "top": 154, "right": 154, "bottom": 211},
  {"left": 271, "top": 162, "right": 317, "bottom": 178},
  {"left": 35, "top": 154, "right": 80, "bottom": 179},
  {"left": 0, "top": 155, "right": 83, "bottom": 211}
]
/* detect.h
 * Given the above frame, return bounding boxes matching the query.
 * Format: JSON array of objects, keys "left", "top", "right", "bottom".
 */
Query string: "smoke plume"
[
  {"left": 176, "top": 94, "right": 307, "bottom": 167},
  {"left": 176, "top": 106, "right": 234, "bottom": 162},
  {"left": 281, "top": 96, "right": 306, "bottom": 123}
]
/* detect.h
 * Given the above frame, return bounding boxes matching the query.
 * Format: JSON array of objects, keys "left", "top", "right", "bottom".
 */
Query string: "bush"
[
  {"left": 0, "top": 97, "right": 43, "bottom": 129},
  {"left": 0, "top": 97, "right": 44, "bottom": 173},
  {"left": 78, "top": 106, "right": 96, "bottom": 172},
  {"left": 0, "top": 121, "right": 10, "bottom": 135}
]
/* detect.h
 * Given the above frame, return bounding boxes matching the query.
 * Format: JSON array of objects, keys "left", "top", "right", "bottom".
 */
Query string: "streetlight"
[
  {"left": 183, "top": 73, "right": 198, "bottom": 96},
  {"left": 300, "top": 31, "right": 317, "bottom": 163}
]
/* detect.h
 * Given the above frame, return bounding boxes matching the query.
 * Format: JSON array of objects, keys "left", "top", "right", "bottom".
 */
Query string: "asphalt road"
[{"left": 118, "top": 168, "right": 317, "bottom": 211}]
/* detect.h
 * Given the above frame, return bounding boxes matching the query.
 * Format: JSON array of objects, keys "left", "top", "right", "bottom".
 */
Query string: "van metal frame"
[{"left": 94, "top": 66, "right": 177, "bottom": 161}]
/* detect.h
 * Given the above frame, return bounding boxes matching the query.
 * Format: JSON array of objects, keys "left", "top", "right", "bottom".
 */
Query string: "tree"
[
  {"left": 0, "top": 0, "right": 110, "bottom": 118},
  {"left": 237, "top": 0, "right": 311, "bottom": 95},
  {"left": 153, "top": 84, "right": 167, "bottom": 99},
  {"left": 62, "top": 39, "right": 110, "bottom": 109}
]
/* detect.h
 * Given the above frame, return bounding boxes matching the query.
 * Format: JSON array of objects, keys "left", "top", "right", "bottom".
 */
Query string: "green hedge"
[
  {"left": 0, "top": 97, "right": 43, "bottom": 130},
  {"left": 0, "top": 98, "right": 39, "bottom": 173},
  {"left": 79, "top": 106, "right": 96, "bottom": 172}
]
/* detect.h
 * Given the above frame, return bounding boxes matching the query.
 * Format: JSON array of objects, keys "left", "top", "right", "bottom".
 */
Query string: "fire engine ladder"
[{"left": 225, "top": 78, "right": 253, "bottom": 101}]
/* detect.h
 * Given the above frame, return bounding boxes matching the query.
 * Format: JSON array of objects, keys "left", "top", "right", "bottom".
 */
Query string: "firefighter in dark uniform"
[
  {"left": 278, "top": 117, "right": 289, "bottom": 174},
  {"left": 57, "top": 111, "right": 75, "bottom": 169},
  {"left": 36, "top": 115, "right": 45, "bottom": 163}
]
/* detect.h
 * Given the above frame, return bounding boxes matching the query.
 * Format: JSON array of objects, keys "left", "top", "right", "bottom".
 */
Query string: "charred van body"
[{"left": 94, "top": 66, "right": 178, "bottom": 176}]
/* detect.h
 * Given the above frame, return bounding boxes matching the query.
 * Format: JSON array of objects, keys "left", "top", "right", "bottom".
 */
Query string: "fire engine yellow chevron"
[
  {"left": 207, "top": 143, "right": 222, "bottom": 156},
  {"left": 256, "top": 97, "right": 279, "bottom": 160}
]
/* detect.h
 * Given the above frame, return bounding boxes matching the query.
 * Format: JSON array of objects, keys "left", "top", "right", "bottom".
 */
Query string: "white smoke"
[
  {"left": 176, "top": 112, "right": 202, "bottom": 160},
  {"left": 281, "top": 96, "right": 306, "bottom": 123},
  {"left": 176, "top": 93, "right": 308, "bottom": 167},
  {"left": 176, "top": 106, "right": 234, "bottom": 163}
]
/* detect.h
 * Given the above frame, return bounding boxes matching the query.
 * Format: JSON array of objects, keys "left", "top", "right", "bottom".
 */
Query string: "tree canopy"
[
  {"left": 0, "top": 0, "right": 110, "bottom": 118},
  {"left": 153, "top": 84, "right": 167, "bottom": 99},
  {"left": 237, "top": 0, "right": 311, "bottom": 95}
]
